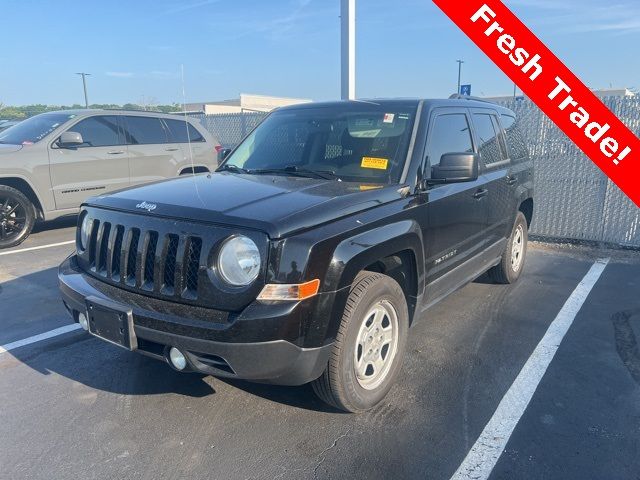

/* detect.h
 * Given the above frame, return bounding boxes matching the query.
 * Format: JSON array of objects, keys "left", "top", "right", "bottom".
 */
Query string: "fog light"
[
  {"left": 78, "top": 312, "right": 89, "bottom": 331},
  {"left": 169, "top": 347, "right": 187, "bottom": 371}
]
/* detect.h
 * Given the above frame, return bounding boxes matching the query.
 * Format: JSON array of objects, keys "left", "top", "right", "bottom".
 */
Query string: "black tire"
[
  {"left": 489, "top": 211, "right": 528, "bottom": 284},
  {"left": 0, "top": 185, "right": 36, "bottom": 249},
  {"left": 312, "top": 271, "right": 409, "bottom": 412}
]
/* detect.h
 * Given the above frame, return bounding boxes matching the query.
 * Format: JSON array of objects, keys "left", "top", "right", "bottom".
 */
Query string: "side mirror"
[
  {"left": 59, "top": 131, "right": 84, "bottom": 147},
  {"left": 218, "top": 148, "right": 232, "bottom": 163},
  {"left": 430, "top": 153, "right": 479, "bottom": 184}
]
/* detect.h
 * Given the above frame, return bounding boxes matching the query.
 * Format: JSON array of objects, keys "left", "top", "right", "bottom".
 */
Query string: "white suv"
[{"left": 0, "top": 109, "right": 220, "bottom": 248}]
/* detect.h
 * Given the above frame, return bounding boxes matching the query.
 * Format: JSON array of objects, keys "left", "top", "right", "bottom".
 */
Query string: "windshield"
[
  {"left": 221, "top": 103, "right": 418, "bottom": 184},
  {"left": 0, "top": 112, "right": 76, "bottom": 145}
]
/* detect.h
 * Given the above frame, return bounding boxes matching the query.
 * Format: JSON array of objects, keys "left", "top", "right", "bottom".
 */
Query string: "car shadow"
[
  {"left": 3, "top": 266, "right": 338, "bottom": 410},
  {"left": 3, "top": 266, "right": 213, "bottom": 398},
  {"left": 32, "top": 215, "right": 77, "bottom": 234},
  {"left": 216, "top": 377, "right": 344, "bottom": 413},
  {"left": 9, "top": 334, "right": 217, "bottom": 398},
  {"left": 472, "top": 271, "right": 495, "bottom": 284}
]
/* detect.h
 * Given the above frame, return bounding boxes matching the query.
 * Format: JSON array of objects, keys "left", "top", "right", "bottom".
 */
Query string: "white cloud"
[
  {"left": 106, "top": 71, "right": 134, "bottom": 78},
  {"left": 508, "top": 1, "right": 640, "bottom": 34},
  {"left": 506, "top": 0, "right": 569, "bottom": 9},
  {"left": 159, "top": 0, "right": 220, "bottom": 16},
  {"left": 149, "top": 70, "right": 179, "bottom": 79},
  {"left": 217, "top": 0, "right": 333, "bottom": 42}
]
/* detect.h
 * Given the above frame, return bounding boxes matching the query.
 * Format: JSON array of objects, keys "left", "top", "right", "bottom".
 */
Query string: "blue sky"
[{"left": 1, "top": 0, "right": 638, "bottom": 106}]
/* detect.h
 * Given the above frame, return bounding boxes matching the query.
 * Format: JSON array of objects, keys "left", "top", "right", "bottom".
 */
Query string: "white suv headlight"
[
  {"left": 216, "top": 236, "right": 261, "bottom": 286},
  {"left": 79, "top": 214, "right": 92, "bottom": 250}
]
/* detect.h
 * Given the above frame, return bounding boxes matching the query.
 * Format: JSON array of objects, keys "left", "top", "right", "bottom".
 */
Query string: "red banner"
[{"left": 433, "top": 0, "right": 640, "bottom": 208}]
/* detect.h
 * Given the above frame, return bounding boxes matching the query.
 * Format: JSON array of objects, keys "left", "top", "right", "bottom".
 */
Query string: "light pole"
[
  {"left": 341, "top": 0, "right": 356, "bottom": 100},
  {"left": 456, "top": 60, "right": 464, "bottom": 95},
  {"left": 75, "top": 72, "right": 91, "bottom": 108}
]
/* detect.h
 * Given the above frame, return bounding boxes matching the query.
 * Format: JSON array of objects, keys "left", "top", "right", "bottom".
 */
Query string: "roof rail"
[{"left": 448, "top": 94, "right": 496, "bottom": 104}]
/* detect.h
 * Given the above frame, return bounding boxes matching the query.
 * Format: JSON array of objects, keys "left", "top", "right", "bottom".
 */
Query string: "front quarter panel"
[
  {"left": 323, "top": 220, "right": 424, "bottom": 293},
  {"left": 265, "top": 198, "right": 426, "bottom": 346},
  {"left": 318, "top": 217, "right": 425, "bottom": 344},
  {"left": 0, "top": 145, "right": 56, "bottom": 214}
]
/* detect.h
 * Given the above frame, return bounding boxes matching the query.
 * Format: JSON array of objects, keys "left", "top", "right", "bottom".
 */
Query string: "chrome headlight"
[
  {"left": 79, "top": 214, "right": 92, "bottom": 250},
  {"left": 216, "top": 236, "right": 261, "bottom": 286}
]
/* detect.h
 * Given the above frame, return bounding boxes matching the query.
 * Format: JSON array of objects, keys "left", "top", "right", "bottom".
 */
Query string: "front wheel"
[
  {"left": 0, "top": 185, "right": 36, "bottom": 249},
  {"left": 312, "top": 271, "right": 409, "bottom": 412},
  {"left": 489, "top": 211, "right": 528, "bottom": 284}
]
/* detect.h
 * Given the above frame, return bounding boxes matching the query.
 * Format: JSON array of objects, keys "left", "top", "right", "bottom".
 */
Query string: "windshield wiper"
[
  {"left": 216, "top": 164, "right": 249, "bottom": 174},
  {"left": 251, "top": 165, "right": 338, "bottom": 180}
]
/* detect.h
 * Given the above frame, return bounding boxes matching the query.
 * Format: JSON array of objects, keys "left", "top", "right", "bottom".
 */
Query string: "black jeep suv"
[{"left": 59, "top": 98, "right": 533, "bottom": 412}]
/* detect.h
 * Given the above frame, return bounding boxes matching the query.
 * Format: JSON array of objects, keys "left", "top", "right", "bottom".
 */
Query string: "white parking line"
[
  {"left": 450, "top": 258, "right": 610, "bottom": 480},
  {"left": 0, "top": 240, "right": 75, "bottom": 256},
  {"left": 0, "top": 324, "right": 82, "bottom": 354}
]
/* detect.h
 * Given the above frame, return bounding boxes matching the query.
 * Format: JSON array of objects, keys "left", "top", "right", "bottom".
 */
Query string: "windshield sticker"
[
  {"left": 361, "top": 157, "right": 389, "bottom": 170},
  {"left": 383, "top": 113, "right": 395, "bottom": 124}
]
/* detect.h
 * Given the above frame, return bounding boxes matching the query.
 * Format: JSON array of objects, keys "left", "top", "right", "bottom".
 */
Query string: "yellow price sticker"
[{"left": 361, "top": 157, "right": 389, "bottom": 170}]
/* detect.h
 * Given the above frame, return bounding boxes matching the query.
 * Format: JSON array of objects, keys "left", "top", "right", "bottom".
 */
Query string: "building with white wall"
[{"left": 185, "top": 93, "right": 312, "bottom": 114}]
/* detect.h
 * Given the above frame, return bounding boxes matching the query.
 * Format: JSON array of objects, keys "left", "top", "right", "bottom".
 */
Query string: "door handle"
[
  {"left": 506, "top": 175, "right": 518, "bottom": 185},
  {"left": 473, "top": 188, "right": 489, "bottom": 200},
  {"left": 107, "top": 150, "right": 125, "bottom": 155},
  {"left": 165, "top": 147, "right": 180, "bottom": 152}
]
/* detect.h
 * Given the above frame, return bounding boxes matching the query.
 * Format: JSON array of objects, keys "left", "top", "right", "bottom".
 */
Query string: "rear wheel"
[
  {"left": 0, "top": 185, "right": 36, "bottom": 249},
  {"left": 312, "top": 271, "right": 409, "bottom": 412},
  {"left": 489, "top": 211, "right": 528, "bottom": 284}
]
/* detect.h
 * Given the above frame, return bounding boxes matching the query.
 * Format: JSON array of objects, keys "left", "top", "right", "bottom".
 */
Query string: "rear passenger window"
[
  {"left": 124, "top": 116, "right": 167, "bottom": 145},
  {"left": 165, "top": 119, "right": 205, "bottom": 143},
  {"left": 428, "top": 114, "right": 473, "bottom": 167},
  {"left": 473, "top": 113, "right": 505, "bottom": 166},
  {"left": 69, "top": 115, "right": 122, "bottom": 147},
  {"left": 501, "top": 115, "right": 528, "bottom": 162}
]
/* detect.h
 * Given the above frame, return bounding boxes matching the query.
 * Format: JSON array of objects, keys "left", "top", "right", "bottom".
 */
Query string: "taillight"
[{"left": 214, "top": 145, "right": 223, "bottom": 153}]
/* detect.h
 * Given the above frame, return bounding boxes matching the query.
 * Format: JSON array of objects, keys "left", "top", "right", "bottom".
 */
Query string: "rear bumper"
[{"left": 58, "top": 255, "right": 333, "bottom": 385}]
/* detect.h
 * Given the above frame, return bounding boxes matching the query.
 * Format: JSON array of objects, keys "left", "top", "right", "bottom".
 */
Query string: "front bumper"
[{"left": 58, "top": 255, "right": 333, "bottom": 385}]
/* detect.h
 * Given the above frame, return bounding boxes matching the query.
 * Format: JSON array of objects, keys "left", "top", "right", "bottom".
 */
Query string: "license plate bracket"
[{"left": 85, "top": 296, "right": 137, "bottom": 350}]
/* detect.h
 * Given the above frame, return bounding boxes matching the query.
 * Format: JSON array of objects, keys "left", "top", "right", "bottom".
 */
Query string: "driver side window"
[
  {"left": 68, "top": 115, "right": 122, "bottom": 148},
  {"left": 427, "top": 113, "right": 473, "bottom": 167}
]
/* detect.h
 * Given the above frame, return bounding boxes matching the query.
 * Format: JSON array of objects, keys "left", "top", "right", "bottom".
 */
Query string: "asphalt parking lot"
[{"left": 1, "top": 221, "right": 639, "bottom": 480}]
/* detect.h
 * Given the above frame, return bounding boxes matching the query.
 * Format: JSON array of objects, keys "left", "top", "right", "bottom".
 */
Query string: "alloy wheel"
[
  {"left": 511, "top": 224, "right": 524, "bottom": 272},
  {"left": 354, "top": 299, "right": 399, "bottom": 390},
  {"left": 0, "top": 195, "right": 28, "bottom": 243}
]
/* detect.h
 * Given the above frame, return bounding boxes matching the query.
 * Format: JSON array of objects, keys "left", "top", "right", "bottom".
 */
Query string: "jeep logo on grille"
[{"left": 136, "top": 201, "right": 157, "bottom": 212}]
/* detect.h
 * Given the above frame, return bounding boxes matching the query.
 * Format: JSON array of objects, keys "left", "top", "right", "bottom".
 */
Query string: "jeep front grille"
[
  {"left": 77, "top": 207, "right": 268, "bottom": 311},
  {"left": 86, "top": 220, "right": 202, "bottom": 301}
]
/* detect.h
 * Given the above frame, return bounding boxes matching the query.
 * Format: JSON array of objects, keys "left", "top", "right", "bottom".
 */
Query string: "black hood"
[{"left": 85, "top": 172, "right": 407, "bottom": 238}]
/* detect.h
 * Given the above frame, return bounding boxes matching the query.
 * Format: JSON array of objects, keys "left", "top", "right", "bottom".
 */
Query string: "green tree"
[
  {"left": 0, "top": 107, "right": 27, "bottom": 120},
  {"left": 0, "top": 102, "right": 187, "bottom": 119}
]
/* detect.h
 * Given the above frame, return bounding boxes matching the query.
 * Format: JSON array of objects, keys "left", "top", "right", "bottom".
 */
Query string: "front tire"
[
  {"left": 312, "top": 272, "right": 409, "bottom": 412},
  {"left": 489, "top": 211, "right": 528, "bottom": 284},
  {"left": 0, "top": 185, "right": 36, "bottom": 249}
]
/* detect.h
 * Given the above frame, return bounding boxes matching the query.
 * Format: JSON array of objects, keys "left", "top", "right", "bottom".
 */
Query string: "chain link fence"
[
  {"left": 192, "top": 99, "right": 639, "bottom": 248},
  {"left": 495, "top": 96, "right": 639, "bottom": 247},
  {"left": 190, "top": 112, "right": 266, "bottom": 149}
]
